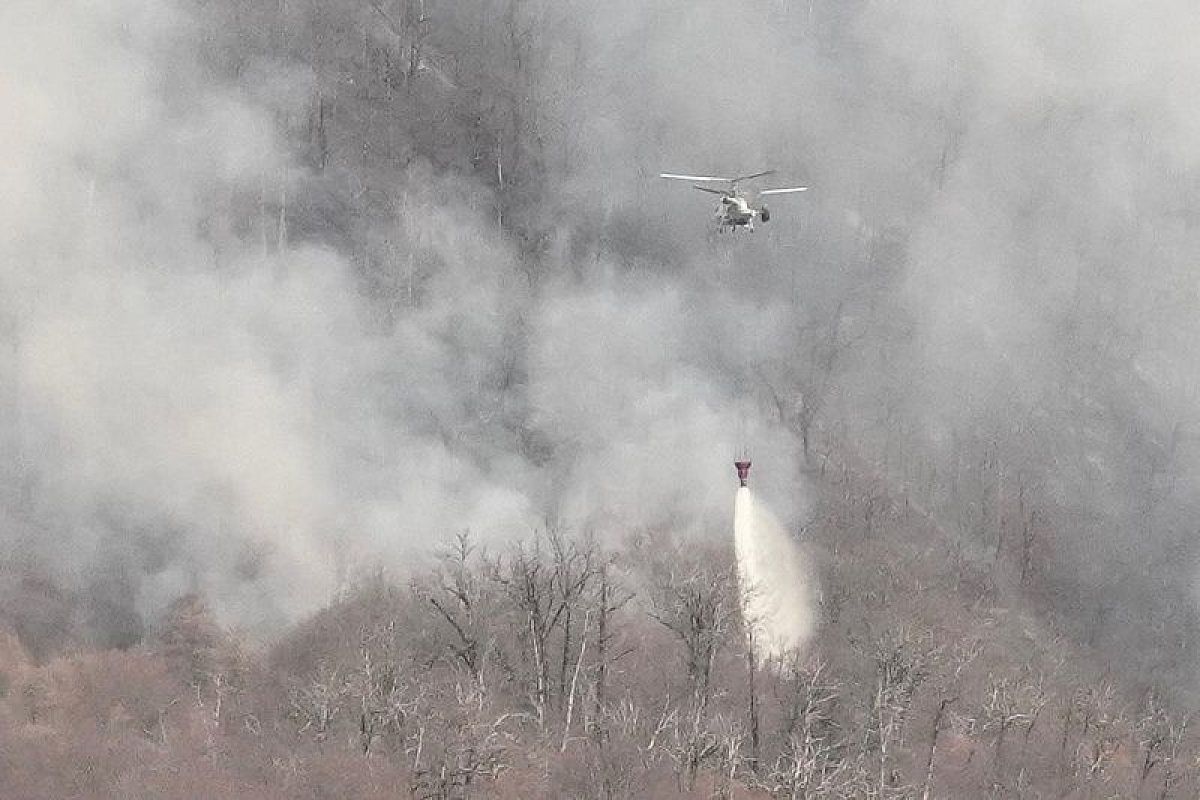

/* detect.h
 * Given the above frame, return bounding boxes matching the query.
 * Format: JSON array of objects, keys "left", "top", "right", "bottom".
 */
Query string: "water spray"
[{"left": 733, "top": 456, "right": 814, "bottom": 664}]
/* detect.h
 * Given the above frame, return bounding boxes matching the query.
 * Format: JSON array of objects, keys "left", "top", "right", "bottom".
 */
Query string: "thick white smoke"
[
  {"left": 734, "top": 486, "right": 814, "bottom": 662},
  {"left": 0, "top": 0, "right": 546, "bottom": 632},
  {"left": 0, "top": 0, "right": 807, "bottom": 641}
]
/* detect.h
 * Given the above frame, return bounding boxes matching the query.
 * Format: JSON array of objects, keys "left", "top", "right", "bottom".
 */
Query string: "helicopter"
[{"left": 659, "top": 170, "right": 808, "bottom": 233}]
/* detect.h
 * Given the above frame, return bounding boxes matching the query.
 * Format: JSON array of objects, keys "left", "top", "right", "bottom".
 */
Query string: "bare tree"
[
  {"left": 486, "top": 527, "right": 600, "bottom": 728},
  {"left": 920, "top": 696, "right": 955, "bottom": 800},
  {"left": 419, "top": 531, "right": 493, "bottom": 684},
  {"left": 289, "top": 661, "right": 346, "bottom": 744},
  {"left": 1134, "top": 689, "right": 1193, "bottom": 799},
  {"left": 979, "top": 672, "right": 1047, "bottom": 787},
  {"left": 766, "top": 658, "right": 863, "bottom": 799},
  {"left": 637, "top": 538, "right": 739, "bottom": 790},
  {"left": 350, "top": 622, "right": 415, "bottom": 756},
  {"left": 758, "top": 301, "right": 855, "bottom": 463},
  {"left": 863, "top": 628, "right": 927, "bottom": 793}
]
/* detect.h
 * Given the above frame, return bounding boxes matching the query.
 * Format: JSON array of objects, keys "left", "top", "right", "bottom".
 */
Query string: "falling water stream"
[{"left": 734, "top": 486, "right": 813, "bottom": 663}]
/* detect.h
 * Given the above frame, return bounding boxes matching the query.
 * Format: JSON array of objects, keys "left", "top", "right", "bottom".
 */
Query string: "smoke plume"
[
  {"left": 0, "top": 0, "right": 807, "bottom": 643},
  {"left": 9, "top": 0, "right": 1200, "bottom": 686}
]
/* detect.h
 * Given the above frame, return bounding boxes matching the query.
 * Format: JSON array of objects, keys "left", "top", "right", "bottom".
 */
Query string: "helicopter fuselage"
[
  {"left": 658, "top": 171, "right": 801, "bottom": 232},
  {"left": 717, "top": 193, "right": 758, "bottom": 229}
]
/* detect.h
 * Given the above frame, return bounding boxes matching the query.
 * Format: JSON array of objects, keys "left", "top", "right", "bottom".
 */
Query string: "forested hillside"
[
  {"left": 3, "top": 0, "right": 1200, "bottom": 797},
  {"left": 1, "top": 461, "right": 1196, "bottom": 798}
]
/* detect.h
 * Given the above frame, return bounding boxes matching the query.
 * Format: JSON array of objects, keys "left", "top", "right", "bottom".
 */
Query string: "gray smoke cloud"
[
  {"left": 6, "top": 0, "right": 1200, "bottom": 678},
  {"left": 542, "top": 0, "right": 1200, "bottom": 674},
  {"left": 0, "top": 0, "right": 542, "bottom": 632},
  {"left": 0, "top": 0, "right": 803, "bottom": 640}
]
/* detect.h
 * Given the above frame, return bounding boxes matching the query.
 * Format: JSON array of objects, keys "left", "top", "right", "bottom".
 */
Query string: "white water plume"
[{"left": 734, "top": 486, "right": 813, "bottom": 662}]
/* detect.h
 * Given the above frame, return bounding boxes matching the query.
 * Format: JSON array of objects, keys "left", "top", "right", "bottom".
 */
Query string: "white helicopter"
[{"left": 659, "top": 170, "right": 808, "bottom": 233}]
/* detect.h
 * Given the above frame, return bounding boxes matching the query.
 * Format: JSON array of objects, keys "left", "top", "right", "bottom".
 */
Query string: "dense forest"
[{"left": 3, "top": 0, "right": 1200, "bottom": 796}]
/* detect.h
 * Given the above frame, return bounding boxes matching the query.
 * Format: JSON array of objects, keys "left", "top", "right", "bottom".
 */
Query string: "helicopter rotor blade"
[
  {"left": 693, "top": 185, "right": 729, "bottom": 195},
  {"left": 759, "top": 186, "right": 808, "bottom": 196},
  {"left": 660, "top": 173, "right": 735, "bottom": 182},
  {"left": 733, "top": 170, "right": 775, "bottom": 183}
]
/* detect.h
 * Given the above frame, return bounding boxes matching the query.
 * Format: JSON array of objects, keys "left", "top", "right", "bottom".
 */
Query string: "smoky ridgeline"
[
  {"left": 4, "top": 0, "right": 1200, "bottom": 797},
  {"left": 2, "top": 492, "right": 1196, "bottom": 799}
]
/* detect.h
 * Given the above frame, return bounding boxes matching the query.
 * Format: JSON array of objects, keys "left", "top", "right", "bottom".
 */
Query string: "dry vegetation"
[
  {"left": 5, "top": 0, "right": 1200, "bottom": 797},
  {"left": 2, "top": 451, "right": 1198, "bottom": 798}
]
